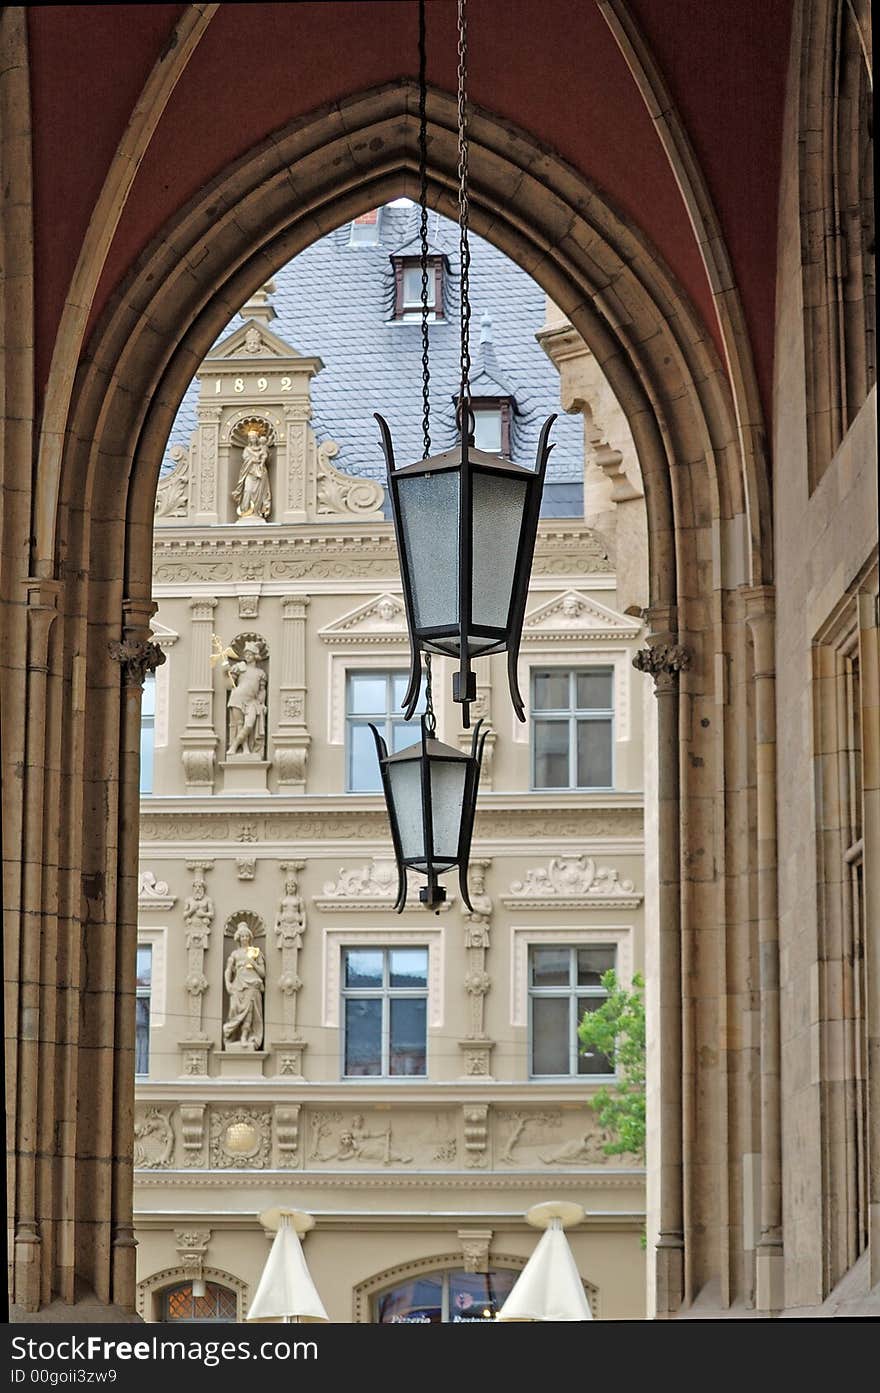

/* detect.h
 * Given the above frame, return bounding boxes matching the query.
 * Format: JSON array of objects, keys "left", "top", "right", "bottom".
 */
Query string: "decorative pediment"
[
  {"left": 314, "top": 858, "right": 455, "bottom": 911},
  {"left": 319, "top": 594, "right": 408, "bottom": 646},
  {"left": 522, "top": 590, "right": 642, "bottom": 641},
  {"left": 205, "top": 318, "right": 322, "bottom": 368},
  {"left": 501, "top": 855, "right": 642, "bottom": 909},
  {"left": 149, "top": 619, "right": 180, "bottom": 649}
]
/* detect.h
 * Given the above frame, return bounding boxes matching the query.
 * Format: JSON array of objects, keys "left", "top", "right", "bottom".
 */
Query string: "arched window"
[
  {"left": 373, "top": 1267, "right": 519, "bottom": 1323},
  {"left": 160, "top": 1281, "right": 237, "bottom": 1323}
]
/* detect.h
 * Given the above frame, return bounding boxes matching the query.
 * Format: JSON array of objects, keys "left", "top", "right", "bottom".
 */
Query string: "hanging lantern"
[
  {"left": 375, "top": 0, "right": 554, "bottom": 729},
  {"left": 376, "top": 413, "right": 555, "bottom": 727},
  {"left": 370, "top": 711, "right": 487, "bottom": 912}
]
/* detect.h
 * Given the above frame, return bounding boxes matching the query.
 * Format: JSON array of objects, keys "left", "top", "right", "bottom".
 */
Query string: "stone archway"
[{"left": 13, "top": 81, "right": 775, "bottom": 1317}]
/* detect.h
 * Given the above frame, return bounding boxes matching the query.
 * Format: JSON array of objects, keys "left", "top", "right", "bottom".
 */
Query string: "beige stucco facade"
[{"left": 133, "top": 302, "right": 649, "bottom": 1321}]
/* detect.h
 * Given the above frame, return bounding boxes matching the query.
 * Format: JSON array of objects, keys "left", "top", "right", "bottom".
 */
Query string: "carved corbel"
[
  {"left": 175, "top": 1227, "right": 210, "bottom": 1282},
  {"left": 458, "top": 1229, "right": 493, "bottom": 1274},
  {"left": 632, "top": 640, "right": 691, "bottom": 693}
]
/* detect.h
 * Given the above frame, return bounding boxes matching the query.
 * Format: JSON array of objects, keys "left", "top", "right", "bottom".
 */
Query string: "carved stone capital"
[
  {"left": 109, "top": 637, "right": 166, "bottom": 686},
  {"left": 632, "top": 641, "right": 691, "bottom": 691}
]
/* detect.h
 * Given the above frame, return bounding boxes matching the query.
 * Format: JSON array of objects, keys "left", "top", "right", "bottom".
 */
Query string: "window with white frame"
[
  {"left": 342, "top": 947, "right": 428, "bottom": 1077},
  {"left": 135, "top": 943, "right": 152, "bottom": 1075},
  {"left": 345, "top": 670, "right": 425, "bottom": 792},
  {"left": 531, "top": 667, "right": 613, "bottom": 790},
  {"left": 529, "top": 944, "right": 615, "bottom": 1077},
  {"left": 140, "top": 673, "right": 156, "bottom": 794}
]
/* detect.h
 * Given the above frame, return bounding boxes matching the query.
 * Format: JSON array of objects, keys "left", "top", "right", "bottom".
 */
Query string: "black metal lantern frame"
[
  {"left": 370, "top": 712, "right": 488, "bottom": 912},
  {"left": 375, "top": 413, "right": 555, "bottom": 727}
]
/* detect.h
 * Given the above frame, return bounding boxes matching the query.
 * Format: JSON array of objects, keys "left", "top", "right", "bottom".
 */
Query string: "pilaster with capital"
[
  {"left": 272, "top": 595, "right": 310, "bottom": 790},
  {"left": 178, "top": 861, "right": 215, "bottom": 1073},
  {"left": 181, "top": 596, "right": 219, "bottom": 792},
  {"left": 282, "top": 401, "right": 312, "bottom": 523},
  {"left": 195, "top": 405, "right": 222, "bottom": 523},
  {"left": 458, "top": 860, "right": 495, "bottom": 1080}
]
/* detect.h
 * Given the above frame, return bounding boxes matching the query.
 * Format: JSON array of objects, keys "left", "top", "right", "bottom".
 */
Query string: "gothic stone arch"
[{"left": 13, "top": 82, "right": 775, "bottom": 1318}]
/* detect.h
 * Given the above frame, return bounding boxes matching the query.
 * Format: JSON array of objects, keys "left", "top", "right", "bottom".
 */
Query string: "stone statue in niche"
[
  {"left": 222, "top": 922, "right": 266, "bottom": 1050},
  {"left": 223, "top": 639, "right": 268, "bottom": 757},
  {"left": 232, "top": 428, "right": 272, "bottom": 521}
]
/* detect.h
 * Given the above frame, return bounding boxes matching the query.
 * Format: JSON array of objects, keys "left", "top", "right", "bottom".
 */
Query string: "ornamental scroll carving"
[
  {"left": 133, "top": 1108, "right": 175, "bottom": 1168},
  {"left": 506, "top": 855, "right": 638, "bottom": 906},
  {"left": 316, "top": 859, "right": 453, "bottom": 912},
  {"left": 138, "top": 871, "right": 175, "bottom": 909},
  {"left": 316, "top": 440, "right": 384, "bottom": 516},
  {"left": 154, "top": 444, "right": 190, "bottom": 518}
]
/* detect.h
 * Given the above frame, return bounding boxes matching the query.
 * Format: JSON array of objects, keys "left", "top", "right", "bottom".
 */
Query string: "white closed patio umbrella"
[
  {"left": 246, "top": 1208, "right": 330, "bottom": 1323},
  {"left": 496, "top": 1201, "right": 592, "bottom": 1322}
]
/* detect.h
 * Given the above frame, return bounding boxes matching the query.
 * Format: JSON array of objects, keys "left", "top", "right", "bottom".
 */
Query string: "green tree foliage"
[{"left": 577, "top": 970, "right": 645, "bottom": 1160}]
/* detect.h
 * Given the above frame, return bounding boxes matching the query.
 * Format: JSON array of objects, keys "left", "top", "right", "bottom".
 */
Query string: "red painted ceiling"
[{"left": 28, "top": 1, "right": 793, "bottom": 425}]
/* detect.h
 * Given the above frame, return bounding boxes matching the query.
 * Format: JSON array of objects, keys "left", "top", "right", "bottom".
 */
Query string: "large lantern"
[
  {"left": 375, "top": 413, "right": 555, "bottom": 727},
  {"left": 370, "top": 714, "right": 488, "bottom": 912}
]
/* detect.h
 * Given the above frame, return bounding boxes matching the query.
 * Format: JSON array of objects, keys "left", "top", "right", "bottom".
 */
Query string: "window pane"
[
  {"left": 577, "top": 998, "right": 614, "bottom": 1075},
  {"left": 534, "top": 719, "right": 570, "bottom": 788},
  {"left": 389, "top": 997, "right": 426, "bottom": 1075},
  {"left": 577, "top": 946, "right": 615, "bottom": 986},
  {"left": 576, "top": 670, "right": 613, "bottom": 710},
  {"left": 531, "top": 946, "right": 570, "bottom": 987},
  {"left": 344, "top": 949, "right": 383, "bottom": 989},
  {"left": 391, "top": 718, "right": 420, "bottom": 752},
  {"left": 533, "top": 671, "right": 570, "bottom": 710},
  {"left": 576, "top": 718, "right": 612, "bottom": 787},
  {"left": 136, "top": 944, "right": 152, "bottom": 988},
  {"left": 140, "top": 722, "right": 154, "bottom": 795},
  {"left": 344, "top": 998, "right": 382, "bottom": 1075},
  {"left": 403, "top": 263, "right": 435, "bottom": 306},
  {"left": 472, "top": 408, "right": 502, "bottom": 453},
  {"left": 392, "top": 671, "right": 429, "bottom": 711},
  {"left": 449, "top": 1269, "right": 517, "bottom": 1321},
  {"left": 389, "top": 948, "right": 428, "bottom": 988},
  {"left": 349, "top": 722, "right": 382, "bottom": 792},
  {"left": 348, "top": 673, "right": 388, "bottom": 715},
  {"left": 532, "top": 995, "right": 570, "bottom": 1074},
  {"left": 376, "top": 1277, "right": 442, "bottom": 1324},
  {"left": 142, "top": 673, "right": 156, "bottom": 716},
  {"left": 135, "top": 996, "right": 150, "bottom": 1074}
]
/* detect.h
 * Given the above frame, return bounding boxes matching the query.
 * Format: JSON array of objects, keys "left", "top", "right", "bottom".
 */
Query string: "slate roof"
[{"left": 166, "top": 203, "right": 584, "bottom": 511}]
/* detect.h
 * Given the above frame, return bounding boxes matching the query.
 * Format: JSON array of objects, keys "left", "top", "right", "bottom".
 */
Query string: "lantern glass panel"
[
  {"left": 428, "top": 757, "right": 468, "bottom": 864},
  {"left": 387, "top": 757, "right": 425, "bottom": 863},
  {"left": 397, "top": 471, "right": 460, "bottom": 632},
  {"left": 471, "top": 471, "right": 528, "bottom": 631}
]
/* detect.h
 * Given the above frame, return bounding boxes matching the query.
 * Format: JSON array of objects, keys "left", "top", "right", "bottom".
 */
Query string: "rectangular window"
[
  {"left": 531, "top": 667, "right": 613, "bottom": 790},
  {"left": 529, "top": 944, "right": 615, "bottom": 1077},
  {"left": 342, "top": 946, "right": 428, "bottom": 1077},
  {"left": 135, "top": 943, "right": 152, "bottom": 1075},
  {"left": 346, "top": 670, "right": 425, "bottom": 792},
  {"left": 140, "top": 673, "right": 155, "bottom": 795},
  {"left": 395, "top": 258, "right": 444, "bottom": 321}
]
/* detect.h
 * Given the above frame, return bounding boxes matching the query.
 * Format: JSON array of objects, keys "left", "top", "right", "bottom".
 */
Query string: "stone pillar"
[
  {"left": 181, "top": 596, "right": 219, "bottom": 792},
  {"left": 274, "top": 861, "right": 308, "bottom": 1078},
  {"left": 194, "top": 405, "right": 221, "bottom": 524},
  {"left": 272, "top": 595, "right": 310, "bottom": 790},
  {"left": 458, "top": 860, "right": 495, "bottom": 1079},
  {"left": 110, "top": 598, "right": 166, "bottom": 1308},
  {"left": 179, "top": 861, "right": 215, "bottom": 1076},
  {"left": 743, "top": 587, "right": 784, "bottom": 1315},
  {"left": 633, "top": 622, "right": 690, "bottom": 1317},
  {"left": 857, "top": 592, "right": 880, "bottom": 1286},
  {"left": 282, "top": 402, "right": 311, "bottom": 523}
]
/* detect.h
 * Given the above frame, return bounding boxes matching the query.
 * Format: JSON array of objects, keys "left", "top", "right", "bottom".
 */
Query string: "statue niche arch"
[{"left": 18, "top": 82, "right": 773, "bottom": 1318}]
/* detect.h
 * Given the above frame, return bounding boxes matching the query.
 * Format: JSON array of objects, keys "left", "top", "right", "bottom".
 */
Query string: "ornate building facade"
[{"left": 133, "top": 227, "right": 650, "bottom": 1322}]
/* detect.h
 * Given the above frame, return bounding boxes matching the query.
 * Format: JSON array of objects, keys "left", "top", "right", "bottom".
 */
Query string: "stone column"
[
  {"left": 272, "top": 595, "right": 310, "bottom": 790},
  {"left": 857, "top": 592, "right": 880, "bottom": 1286},
  {"left": 109, "top": 598, "right": 166, "bottom": 1307},
  {"left": 179, "top": 861, "right": 215, "bottom": 1076},
  {"left": 743, "top": 587, "right": 784, "bottom": 1315},
  {"left": 274, "top": 861, "right": 308, "bottom": 1078},
  {"left": 181, "top": 596, "right": 219, "bottom": 792},
  {"left": 633, "top": 622, "right": 690, "bottom": 1317}
]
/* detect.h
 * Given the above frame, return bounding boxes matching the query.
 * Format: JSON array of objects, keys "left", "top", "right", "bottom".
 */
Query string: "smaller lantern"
[
  {"left": 370, "top": 714, "right": 488, "bottom": 912},
  {"left": 375, "top": 413, "right": 555, "bottom": 727}
]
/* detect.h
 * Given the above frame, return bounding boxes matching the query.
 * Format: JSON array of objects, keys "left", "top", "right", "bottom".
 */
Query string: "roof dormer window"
[
  {"left": 395, "top": 256, "right": 444, "bottom": 321},
  {"left": 349, "top": 209, "right": 382, "bottom": 246},
  {"left": 467, "top": 399, "right": 513, "bottom": 456}
]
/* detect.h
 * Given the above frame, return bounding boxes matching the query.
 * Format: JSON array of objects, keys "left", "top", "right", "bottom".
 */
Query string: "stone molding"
[
  {"left": 134, "top": 1170, "right": 644, "bottom": 1190},
  {"left": 522, "top": 589, "right": 643, "bottom": 641},
  {"left": 137, "top": 871, "right": 176, "bottom": 909},
  {"left": 502, "top": 854, "right": 642, "bottom": 909},
  {"left": 315, "top": 858, "right": 455, "bottom": 912}
]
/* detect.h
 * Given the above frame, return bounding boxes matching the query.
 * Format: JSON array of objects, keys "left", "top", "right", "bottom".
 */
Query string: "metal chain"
[
  {"left": 423, "top": 651, "right": 436, "bottom": 734},
  {"left": 457, "top": 0, "right": 471, "bottom": 431},
  {"left": 418, "top": 0, "right": 431, "bottom": 458}
]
